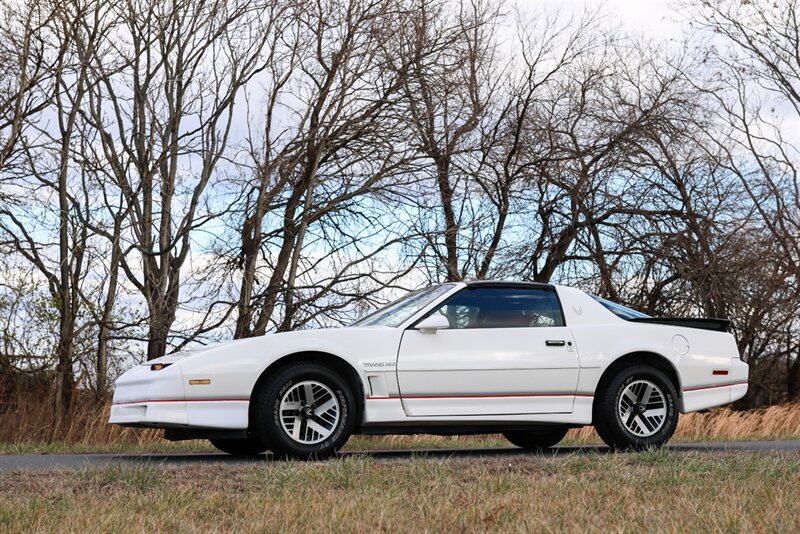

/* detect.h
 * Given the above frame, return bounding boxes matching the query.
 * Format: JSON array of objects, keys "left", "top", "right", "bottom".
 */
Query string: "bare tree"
[
  {"left": 0, "top": 0, "right": 112, "bottom": 416},
  {"left": 221, "top": 0, "right": 422, "bottom": 337},
  {"left": 80, "top": 0, "right": 277, "bottom": 359},
  {"left": 467, "top": 9, "right": 601, "bottom": 280},
  {"left": 685, "top": 0, "right": 800, "bottom": 398},
  {"left": 687, "top": 0, "right": 800, "bottom": 276},
  {"left": 0, "top": 1, "right": 54, "bottom": 182},
  {"left": 396, "top": 0, "right": 502, "bottom": 281},
  {"left": 484, "top": 36, "right": 691, "bottom": 288}
]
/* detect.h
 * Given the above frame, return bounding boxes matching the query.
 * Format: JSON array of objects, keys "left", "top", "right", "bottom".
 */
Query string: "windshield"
[
  {"left": 352, "top": 284, "right": 454, "bottom": 327},
  {"left": 591, "top": 296, "right": 650, "bottom": 320}
]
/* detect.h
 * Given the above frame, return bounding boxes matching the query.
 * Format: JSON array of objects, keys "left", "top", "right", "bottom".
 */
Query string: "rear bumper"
[
  {"left": 682, "top": 358, "right": 749, "bottom": 412},
  {"left": 682, "top": 382, "right": 749, "bottom": 412}
]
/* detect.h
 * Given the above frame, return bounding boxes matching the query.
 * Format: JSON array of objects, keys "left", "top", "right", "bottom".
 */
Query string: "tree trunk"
[
  {"left": 234, "top": 211, "right": 261, "bottom": 339},
  {"left": 147, "top": 313, "right": 171, "bottom": 361},
  {"left": 787, "top": 328, "right": 800, "bottom": 401},
  {"left": 54, "top": 104, "right": 76, "bottom": 419},
  {"left": 435, "top": 158, "right": 460, "bottom": 281},
  {"left": 53, "top": 334, "right": 74, "bottom": 423},
  {"left": 146, "top": 285, "right": 179, "bottom": 360},
  {"left": 95, "top": 221, "right": 122, "bottom": 398},
  {"left": 477, "top": 194, "right": 509, "bottom": 279}
]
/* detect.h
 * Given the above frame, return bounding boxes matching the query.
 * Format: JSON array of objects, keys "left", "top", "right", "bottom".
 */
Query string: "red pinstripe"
[
  {"left": 113, "top": 398, "right": 249, "bottom": 405},
  {"left": 367, "top": 392, "right": 594, "bottom": 400},
  {"left": 682, "top": 381, "right": 748, "bottom": 392}
]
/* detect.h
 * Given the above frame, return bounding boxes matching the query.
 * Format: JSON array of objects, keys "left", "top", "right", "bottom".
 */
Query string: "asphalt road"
[{"left": 0, "top": 440, "right": 798, "bottom": 471}]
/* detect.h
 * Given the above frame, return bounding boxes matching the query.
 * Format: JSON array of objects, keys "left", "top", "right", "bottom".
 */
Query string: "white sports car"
[{"left": 110, "top": 281, "right": 748, "bottom": 458}]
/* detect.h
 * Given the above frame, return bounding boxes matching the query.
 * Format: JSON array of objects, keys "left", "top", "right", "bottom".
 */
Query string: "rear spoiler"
[{"left": 629, "top": 317, "right": 730, "bottom": 332}]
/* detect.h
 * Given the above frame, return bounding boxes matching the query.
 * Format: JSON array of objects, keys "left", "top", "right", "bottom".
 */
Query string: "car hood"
[
  {"left": 147, "top": 346, "right": 225, "bottom": 365},
  {"left": 147, "top": 326, "right": 397, "bottom": 366}
]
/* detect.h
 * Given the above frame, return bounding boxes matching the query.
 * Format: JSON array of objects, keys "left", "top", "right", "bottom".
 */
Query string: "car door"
[{"left": 396, "top": 285, "right": 579, "bottom": 416}]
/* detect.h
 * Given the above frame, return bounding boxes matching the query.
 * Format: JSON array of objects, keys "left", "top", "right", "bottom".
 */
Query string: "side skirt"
[{"left": 357, "top": 422, "right": 583, "bottom": 436}]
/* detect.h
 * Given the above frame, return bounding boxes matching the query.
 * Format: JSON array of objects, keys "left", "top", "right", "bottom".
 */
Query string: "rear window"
[{"left": 591, "top": 296, "right": 650, "bottom": 320}]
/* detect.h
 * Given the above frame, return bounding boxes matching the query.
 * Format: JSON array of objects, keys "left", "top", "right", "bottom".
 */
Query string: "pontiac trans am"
[{"left": 110, "top": 281, "right": 748, "bottom": 459}]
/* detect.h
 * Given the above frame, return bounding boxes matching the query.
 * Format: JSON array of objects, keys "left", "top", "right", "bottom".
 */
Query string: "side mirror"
[{"left": 416, "top": 314, "right": 450, "bottom": 334}]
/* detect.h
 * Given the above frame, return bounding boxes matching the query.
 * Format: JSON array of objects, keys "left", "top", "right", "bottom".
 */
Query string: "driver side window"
[{"left": 430, "top": 287, "right": 565, "bottom": 329}]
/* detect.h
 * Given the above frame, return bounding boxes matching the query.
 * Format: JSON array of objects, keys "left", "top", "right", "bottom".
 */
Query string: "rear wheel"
[
  {"left": 254, "top": 362, "right": 356, "bottom": 460},
  {"left": 594, "top": 365, "right": 678, "bottom": 450},
  {"left": 503, "top": 426, "right": 569, "bottom": 450},
  {"left": 209, "top": 437, "right": 266, "bottom": 456}
]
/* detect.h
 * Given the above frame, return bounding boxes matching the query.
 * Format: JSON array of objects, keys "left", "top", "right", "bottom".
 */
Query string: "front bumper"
[
  {"left": 109, "top": 363, "right": 188, "bottom": 427},
  {"left": 109, "top": 362, "right": 251, "bottom": 430}
]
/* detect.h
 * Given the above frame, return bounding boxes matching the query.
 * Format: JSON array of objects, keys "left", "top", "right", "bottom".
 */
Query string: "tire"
[
  {"left": 503, "top": 426, "right": 569, "bottom": 450},
  {"left": 253, "top": 362, "right": 356, "bottom": 460},
  {"left": 593, "top": 365, "right": 678, "bottom": 450},
  {"left": 209, "top": 437, "right": 267, "bottom": 456}
]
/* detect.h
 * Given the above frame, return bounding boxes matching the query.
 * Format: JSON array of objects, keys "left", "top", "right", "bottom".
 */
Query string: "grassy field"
[
  {"left": 0, "top": 450, "right": 798, "bottom": 532},
  {"left": 3, "top": 401, "right": 798, "bottom": 532}
]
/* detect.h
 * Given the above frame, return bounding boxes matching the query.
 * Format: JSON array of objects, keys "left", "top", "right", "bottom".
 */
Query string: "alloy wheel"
[
  {"left": 617, "top": 379, "right": 667, "bottom": 437},
  {"left": 279, "top": 380, "right": 341, "bottom": 444}
]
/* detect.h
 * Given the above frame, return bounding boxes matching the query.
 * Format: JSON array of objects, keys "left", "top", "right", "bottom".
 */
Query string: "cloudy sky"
[{"left": 516, "top": 0, "right": 679, "bottom": 33}]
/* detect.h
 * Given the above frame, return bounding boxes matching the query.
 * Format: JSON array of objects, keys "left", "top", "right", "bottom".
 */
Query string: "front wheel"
[
  {"left": 254, "top": 362, "right": 356, "bottom": 460},
  {"left": 209, "top": 437, "right": 266, "bottom": 456},
  {"left": 593, "top": 365, "right": 679, "bottom": 450},
  {"left": 504, "top": 426, "right": 569, "bottom": 450}
]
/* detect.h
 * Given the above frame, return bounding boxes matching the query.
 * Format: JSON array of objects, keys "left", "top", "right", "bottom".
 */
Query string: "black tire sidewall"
[
  {"left": 600, "top": 365, "right": 678, "bottom": 450},
  {"left": 256, "top": 363, "right": 355, "bottom": 459}
]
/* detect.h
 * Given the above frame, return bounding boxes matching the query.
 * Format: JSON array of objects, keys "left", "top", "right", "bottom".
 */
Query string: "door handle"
[{"left": 546, "top": 340, "right": 566, "bottom": 347}]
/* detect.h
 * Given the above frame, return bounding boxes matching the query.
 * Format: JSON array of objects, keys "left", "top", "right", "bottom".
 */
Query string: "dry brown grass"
[
  {"left": 1, "top": 451, "right": 799, "bottom": 532},
  {"left": 2, "top": 389, "right": 799, "bottom": 454},
  {"left": 0, "top": 395, "right": 163, "bottom": 447}
]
